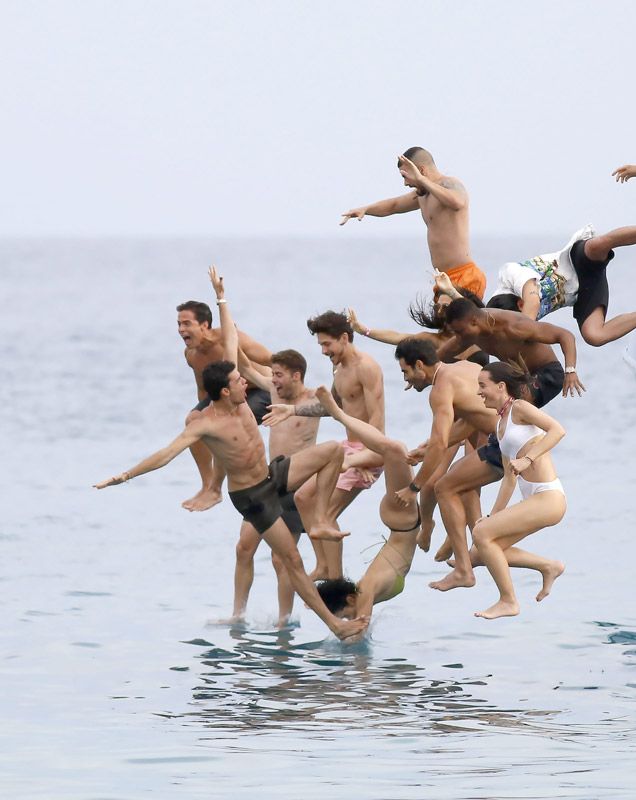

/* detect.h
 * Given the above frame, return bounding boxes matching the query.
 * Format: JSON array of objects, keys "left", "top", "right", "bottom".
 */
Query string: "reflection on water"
[{"left": 177, "top": 629, "right": 569, "bottom": 740}]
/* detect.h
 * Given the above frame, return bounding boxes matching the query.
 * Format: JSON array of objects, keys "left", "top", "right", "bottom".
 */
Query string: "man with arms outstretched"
[
  {"left": 221, "top": 348, "right": 320, "bottom": 627},
  {"left": 178, "top": 300, "right": 272, "bottom": 512},
  {"left": 341, "top": 146, "right": 486, "bottom": 299},
  {"left": 264, "top": 311, "right": 385, "bottom": 580},
  {"left": 95, "top": 269, "right": 367, "bottom": 641}
]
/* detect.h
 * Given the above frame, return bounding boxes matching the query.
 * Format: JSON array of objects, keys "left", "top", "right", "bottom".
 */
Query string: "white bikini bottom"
[{"left": 518, "top": 476, "right": 565, "bottom": 501}]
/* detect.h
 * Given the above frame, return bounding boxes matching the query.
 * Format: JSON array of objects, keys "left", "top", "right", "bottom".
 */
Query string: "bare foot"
[
  {"left": 309, "top": 524, "right": 350, "bottom": 542},
  {"left": 417, "top": 518, "right": 435, "bottom": 552},
  {"left": 315, "top": 385, "right": 342, "bottom": 418},
  {"left": 429, "top": 569, "right": 476, "bottom": 591},
  {"left": 536, "top": 560, "right": 565, "bottom": 602},
  {"left": 474, "top": 599, "right": 520, "bottom": 619},
  {"left": 182, "top": 486, "right": 222, "bottom": 512},
  {"left": 434, "top": 536, "right": 453, "bottom": 562},
  {"left": 333, "top": 615, "right": 369, "bottom": 641}
]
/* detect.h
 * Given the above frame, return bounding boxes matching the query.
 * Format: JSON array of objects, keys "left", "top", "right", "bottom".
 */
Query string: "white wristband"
[
  {"left": 564, "top": 366, "right": 576, "bottom": 374},
  {"left": 216, "top": 299, "right": 227, "bottom": 305}
]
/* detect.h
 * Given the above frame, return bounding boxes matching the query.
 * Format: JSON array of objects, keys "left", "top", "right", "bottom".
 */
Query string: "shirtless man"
[
  {"left": 178, "top": 300, "right": 271, "bottom": 512},
  {"left": 391, "top": 339, "right": 498, "bottom": 591},
  {"left": 264, "top": 310, "right": 385, "bottom": 580},
  {"left": 486, "top": 223, "right": 636, "bottom": 346},
  {"left": 95, "top": 269, "right": 367, "bottom": 642},
  {"left": 313, "top": 387, "right": 421, "bottom": 626},
  {"left": 428, "top": 298, "right": 584, "bottom": 587},
  {"left": 223, "top": 348, "right": 320, "bottom": 627},
  {"left": 340, "top": 147, "right": 487, "bottom": 299}
]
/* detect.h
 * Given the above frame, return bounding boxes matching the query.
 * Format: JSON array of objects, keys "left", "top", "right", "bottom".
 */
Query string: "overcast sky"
[{"left": 2, "top": 0, "right": 636, "bottom": 237}]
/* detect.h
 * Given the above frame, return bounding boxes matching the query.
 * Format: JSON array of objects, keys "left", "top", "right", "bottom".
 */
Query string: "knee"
[
  {"left": 235, "top": 538, "right": 257, "bottom": 563},
  {"left": 581, "top": 329, "right": 605, "bottom": 347},
  {"left": 472, "top": 521, "right": 491, "bottom": 548},
  {"left": 280, "top": 548, "right": 304, "bottom": 574},
  {"left": 384, "top": 439, "right": 406, "bottom": 461},
  {"left": 434, "top": 476, "right": 452, "bottom": 501},
  {"left": 584, "top": 236, "right": 611, "bottom": 263},
  {"left": 294, "top": 483, "right": 313, "bottom": 509}
]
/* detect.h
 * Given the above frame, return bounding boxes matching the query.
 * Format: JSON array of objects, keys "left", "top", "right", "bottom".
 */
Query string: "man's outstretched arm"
[
  {"left": 94, "top": 422, "right": 209, "bottom": 488},
  {"left": 340, "top": 191, "right": 419, "bottom": 224}
]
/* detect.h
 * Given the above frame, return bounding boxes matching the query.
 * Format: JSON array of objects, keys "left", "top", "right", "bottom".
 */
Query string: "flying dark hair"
[
  {"left": 409, "top": 287, "right": 484, "bottom": 330},
  {"left": 481, "top": 360, "right": 532, "bottom": 399},
  {"left": 271, "top": 349, "right": 307, "bottom": 381},
  {"left": 394, "top": 337, "right": 439, "bottom": 367},
  {"left": 316, "top": 578, "right": 359, "bottom": 614},
  {"left": 202, "top": 360, "right": 235, "bottom": 400},
  {"left": 486, "top": 293, "right": 521, "bottom": 313},
  {"left": 176, "top": 300, "right": 213, "bottom": 328},
  {"left": 307, "top": 310, "right": 353, "bottom": 342}
]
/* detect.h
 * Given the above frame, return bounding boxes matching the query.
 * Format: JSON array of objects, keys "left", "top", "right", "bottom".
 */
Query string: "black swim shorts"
[
  {"left": 528, "top": 361, "right": 564, "bottom": 408},
  {"left": 192, "top": 386, "right": 271, "bottom": 425},
  {"left": 228, "top": 455, "right": 292, "bottom": 535},
  {"left": 477, "top": 433, "right": 504, "bottom": 477},
  {"left": 570, "top": 239, "right": 614, "bottom": 326}
]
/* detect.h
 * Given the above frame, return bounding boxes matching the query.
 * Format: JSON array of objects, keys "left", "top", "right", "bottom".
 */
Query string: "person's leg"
[
  {"left": 578, "top": 229, "right": 636, "bottom": 345},
  {"left": 417, "top": 444, "right": 460, "bottom": 553},
  {"left": 472, "top": 492, "right": 566, "bottom": 619},
  {"left": 497, "top": 546, "right": 565, "bottom": 602},
  {"left": 286, "top": 441, "right": 349, "bottom": 541},
  {"left": 271, "top": 533, "right": 300, "bottom": 626},
  {"left": 580, "top": 306, "right": 636, "bottom": 346},
  {"left": 432, "top": 452, "right": 501, "bottom": 591},
  {"left": 262, "top": 519, "right": 368, "bottom": 640},
  {"left": 182, "top": 409, "right": 224, "bottom": 511}
]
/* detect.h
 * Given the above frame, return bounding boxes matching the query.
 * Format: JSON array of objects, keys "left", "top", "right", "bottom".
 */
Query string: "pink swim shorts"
[{"left": 336, "top": 440, "right": 383, "bottom": 492}]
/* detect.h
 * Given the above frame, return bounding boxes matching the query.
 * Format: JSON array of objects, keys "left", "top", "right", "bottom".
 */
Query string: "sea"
[{"left": 1, "top": 235, "right": 635, "bottom": 799}]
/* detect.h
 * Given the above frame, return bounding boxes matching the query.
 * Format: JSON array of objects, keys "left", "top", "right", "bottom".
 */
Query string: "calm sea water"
[{"left": 1, "top": 236, "right": 635, "bottom": 799}]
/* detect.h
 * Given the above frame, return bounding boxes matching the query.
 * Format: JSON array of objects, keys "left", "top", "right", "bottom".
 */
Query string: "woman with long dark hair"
[{"left": 473, "top": 361, "right": 566, "bottom": 619}]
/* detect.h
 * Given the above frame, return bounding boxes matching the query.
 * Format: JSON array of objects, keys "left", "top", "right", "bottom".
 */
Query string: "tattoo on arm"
[{"left": 295, "top": 401, "right": 329, "bottom": 418}]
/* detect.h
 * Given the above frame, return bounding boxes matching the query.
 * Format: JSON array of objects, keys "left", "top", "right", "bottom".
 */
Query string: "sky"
[{"left": 2, "top": 0, "right": 636, "bottom": 237}]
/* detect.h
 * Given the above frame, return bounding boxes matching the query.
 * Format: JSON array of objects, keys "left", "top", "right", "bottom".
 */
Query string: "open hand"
[
  {"left": 612, "top": 164, "right": 636, "bottom": 183},
  {"left": 209, "top": 265, "right": 224, "bottom": 299},
  {"left": 562, "top": 372, "right": 585, "bottom": 397},
  {"left": 262, "top": 404, "right": 294, "bottom": 427},
  {"left": 340, "top": 207, "right": 367, "bottom": 225}
]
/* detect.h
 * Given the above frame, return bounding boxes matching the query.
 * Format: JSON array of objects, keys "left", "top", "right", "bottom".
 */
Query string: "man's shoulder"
[{"left": 440, "top": 174, "right": 467, "bottom": 192}]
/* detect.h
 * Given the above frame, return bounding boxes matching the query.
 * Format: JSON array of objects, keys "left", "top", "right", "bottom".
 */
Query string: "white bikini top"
[{"left": 497, "top": 401, "right": 544, "bottom": 460}]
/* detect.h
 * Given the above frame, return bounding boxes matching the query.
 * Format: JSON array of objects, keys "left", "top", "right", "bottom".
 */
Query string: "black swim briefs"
[
  {"left": 528, "top": 361, "right": 564, "bottom": 408},
  {"left": 477, "top": 433, "right": 504, "bottom": 477},
  {"left": 570, "top": 239, "right": 614, "bottom": 326},
  {"left": 228, "top": 455, "right": 293, "bottom": 535},
  {"left": 192, "top": 386, "right": 271, "bottom": 425}
]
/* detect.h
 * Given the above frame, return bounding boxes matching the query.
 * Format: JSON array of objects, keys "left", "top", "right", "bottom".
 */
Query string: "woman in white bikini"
[{"left": 473, "top": 362, "right": 567, "bottom": 620}]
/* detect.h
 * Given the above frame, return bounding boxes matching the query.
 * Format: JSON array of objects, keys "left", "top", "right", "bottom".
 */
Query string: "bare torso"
[
  {"left": 333, "top": 350, "right": 384, "bottom": 440},
  {"left": 269, "top": 387, "right": 319, "bottom": 459},
  {"left": 199, "top": 402, "right": 268, "bottom": 491},
  {"left": 418, "top": 178, "right": 471, "bottom": 270},
  {"left": 461, "top": 317, "right": 558, "bottom": 372}
]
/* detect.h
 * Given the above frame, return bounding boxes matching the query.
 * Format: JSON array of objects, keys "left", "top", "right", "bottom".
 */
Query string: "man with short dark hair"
[
  {"left": 264, "top": 310, "right": 385, "bottom": 580},
  {"left": 177, "top": 297, "right": 271, "bottom": 512},
  {"left": 95, "top": 269, "right": 368, "bottom": 642},
  {"left": 220, "top": 347, "right": 321, "bottom": 627},
  {"left": 340, "top": 147, "right": 487, "bottom": 299},
  {"left": 392, "top": 338, "right": 498, "bottom": 591}
]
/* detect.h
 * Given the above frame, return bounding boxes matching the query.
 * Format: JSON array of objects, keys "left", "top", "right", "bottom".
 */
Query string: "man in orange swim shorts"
[{"left": 341, "top": 146, "right": 487, "bottom": 300}]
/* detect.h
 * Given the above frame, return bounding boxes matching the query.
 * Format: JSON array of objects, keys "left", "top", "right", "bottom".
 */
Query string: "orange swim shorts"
[{"left": 444, "top": 261, "right": 487, "bottom": 300}]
